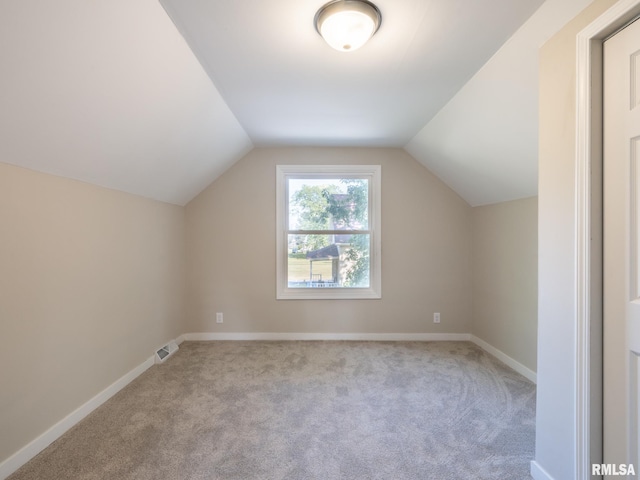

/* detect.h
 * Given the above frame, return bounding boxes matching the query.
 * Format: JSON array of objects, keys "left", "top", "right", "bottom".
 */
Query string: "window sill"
[{"left": 277, "top": 287, "right": 381, "bottom": 300}]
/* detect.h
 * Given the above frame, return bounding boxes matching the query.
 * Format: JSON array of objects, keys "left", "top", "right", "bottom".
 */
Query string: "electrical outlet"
[
  {"left": 433, "top": 312, "right": 440, "bottom": 324},
  {"left": 216, "top": 312, "right": 223, "bottom": 324}
]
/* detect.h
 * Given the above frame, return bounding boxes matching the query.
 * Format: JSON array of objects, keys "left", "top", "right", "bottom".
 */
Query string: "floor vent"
[{"left": 155, "top": 340, "right": 179, "bottom": 364}]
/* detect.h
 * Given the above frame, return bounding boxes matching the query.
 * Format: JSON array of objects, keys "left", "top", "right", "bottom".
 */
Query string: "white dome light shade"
[{"left": 315, "top": 0, "right": 381, "bottom": 52}]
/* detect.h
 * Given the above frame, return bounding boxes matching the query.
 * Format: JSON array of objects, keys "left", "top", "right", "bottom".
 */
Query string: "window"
[{"left": 276, "top": 165, "right": 381, "bottom": 299}]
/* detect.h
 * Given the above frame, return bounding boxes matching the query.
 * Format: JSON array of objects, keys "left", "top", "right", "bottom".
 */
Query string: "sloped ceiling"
[
  {"left": 0, "top": 0, "right": 593, "bottom": 206},
  {"left": 159, "top": 0, "right": 543, "bottom": 147},
  {"left": 406, "top": 0, "right": 594, "bottom": 206},
  {"left": 0, "top": 0, "right": 252, "bottom": 206}
]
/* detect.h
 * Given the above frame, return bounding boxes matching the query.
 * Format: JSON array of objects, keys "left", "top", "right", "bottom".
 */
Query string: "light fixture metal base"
[{"left": 314, "top": 0, "right": 382, "bottom": 52}]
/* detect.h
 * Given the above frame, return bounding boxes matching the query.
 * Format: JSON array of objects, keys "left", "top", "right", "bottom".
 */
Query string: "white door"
[{"left": 604, "top": 17, "right": 640, "bottom": 474}]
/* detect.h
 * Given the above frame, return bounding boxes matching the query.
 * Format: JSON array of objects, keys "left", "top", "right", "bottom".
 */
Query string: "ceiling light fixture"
[{"left": 315, "top": 0, "right": 381, "bottom": 52}]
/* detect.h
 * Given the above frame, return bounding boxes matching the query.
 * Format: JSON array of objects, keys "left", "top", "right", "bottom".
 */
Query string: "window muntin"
[{"left": 276, "top": 165, "right": 381, "bottom": 300}]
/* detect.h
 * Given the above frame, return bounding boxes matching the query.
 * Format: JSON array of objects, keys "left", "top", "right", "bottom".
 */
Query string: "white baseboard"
[
  {"left": 0, "top": 353, "right": 156, "bottom": 480},
  {"left": 531, "top": 460, "right": 555, "bottom": 480},
  {"left": 183, "top": 332, "right": 472, "bottom": 342},
  {"left": 184, "top": 332, "right": 536, "bottom": 383},
  {"left": 470, "top": 335, "right": 537, "bottom": 384},
  {"left": 1, "top": 332, "right": 534, "bottom": 480}
]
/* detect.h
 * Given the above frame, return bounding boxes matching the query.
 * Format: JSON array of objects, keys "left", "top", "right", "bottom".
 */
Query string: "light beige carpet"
[{"left": 9, "top": 341, "right": 535, "bottom": 479}]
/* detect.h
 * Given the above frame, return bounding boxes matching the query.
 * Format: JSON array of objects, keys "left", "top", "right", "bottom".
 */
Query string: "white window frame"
[{"left": 276, "top": 164, "right": 381, "bottom": 300}]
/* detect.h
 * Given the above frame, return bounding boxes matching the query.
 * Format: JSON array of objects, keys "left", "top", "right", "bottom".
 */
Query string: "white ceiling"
[
  {"left": 0, "top": 0, "right": 252, "bottom": 206},
  {"left": 0, "top": 0, "right": 593, "bottom": 206},
  {"left": 159, "top": 0, "right": 544, "bottom": 147},
  {"left": 406, "top": 0, "right": 594, "bottom": 206}
]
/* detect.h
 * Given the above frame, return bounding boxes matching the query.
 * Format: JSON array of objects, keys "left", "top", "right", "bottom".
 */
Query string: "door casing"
[{"left": 577, "top": 1, "right": 640, "bottom": 478}]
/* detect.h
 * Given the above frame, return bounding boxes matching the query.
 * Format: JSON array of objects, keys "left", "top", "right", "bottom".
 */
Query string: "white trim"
[
  {"left": 184, "top": 333, "right": 538, "bottom": 382},
  {"left": 575, "top": 23, "right": 595, "bottom": 480},
  {"left": 183, "top": 332, "right": 471, "bottom": 342},
  {"left": 0, "top": 355, "right": 155, "bottom": 480},
  {"left": 183, "top": 334, "right": 538, "bottom": 383},
  {"left": 576, "top": 2, "right": 640, "bottom": 478},
  {"left": 275, "top": 164, "right": 382, "bottom": 300},
  {"left": 531, "top": 460, "right": 555, "bottom": 480},
  {"left": 469, "top": 335, "right": 537, "bottom": 384},
  {"left": 0, "top": 332, "right": 534, "bottom": 479}
]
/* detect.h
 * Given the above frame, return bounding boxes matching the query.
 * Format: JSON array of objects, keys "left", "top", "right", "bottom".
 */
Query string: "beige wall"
[
  {"left": 472, "top": 197, "right": 538, "bottom": 372},
  {"left": 1, "top": 145, "right": 540, "bottom": 471},
  {"left": 536, "top": 0, "right": 617, "bottom": 478},
  {"left": 186, "top": 147, "right": 473, "bottom": 335},
  {"left": 0, "top": 163, "right": 185, "bottom": 463}
]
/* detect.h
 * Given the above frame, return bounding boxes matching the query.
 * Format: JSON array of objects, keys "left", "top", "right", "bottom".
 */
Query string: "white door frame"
[{"left": 576, "top": 1, "right": 640, "bottom": 478}]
